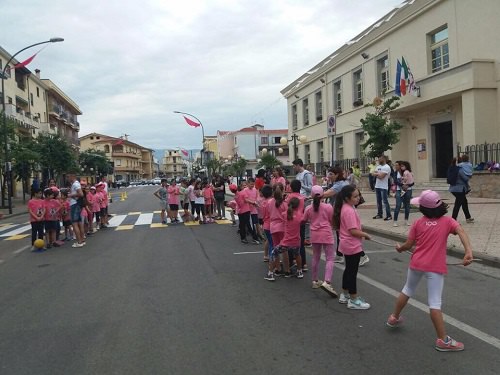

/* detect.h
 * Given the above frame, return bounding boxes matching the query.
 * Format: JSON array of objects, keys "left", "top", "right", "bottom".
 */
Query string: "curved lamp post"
[
  {"left": 173, "top": 110, "right": 205, "bottom": 166},
  {"left": 1, "top": 37, "right": 64, "bottom": 213},
  {"left": 280, "top": 134, "right": 307, "bottom": 161}
]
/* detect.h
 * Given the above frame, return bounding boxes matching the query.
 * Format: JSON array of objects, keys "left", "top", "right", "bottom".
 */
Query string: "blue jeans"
[
  {"left": 375, "top": 188, "right": 391, "bottom": 218},
  {"left": 394, "top": 189, "right": 412, "bottom": 221}
]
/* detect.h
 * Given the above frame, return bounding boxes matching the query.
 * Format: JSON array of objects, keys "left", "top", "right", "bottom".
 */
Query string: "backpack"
[{"left": 446, "top": 165, "right": 460, "bottom": 185}]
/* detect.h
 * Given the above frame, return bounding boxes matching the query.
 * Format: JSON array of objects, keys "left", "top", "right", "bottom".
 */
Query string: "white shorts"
[{"left": 402, "top": 268, "right": 444, "bottom": 310}]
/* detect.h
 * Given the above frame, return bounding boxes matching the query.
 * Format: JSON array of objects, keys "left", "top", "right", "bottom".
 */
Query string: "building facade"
[
  {"left": 161, "top": 149, "right": 187, "bottom": 179},
  {"left": 281, "top": 0, "right": 500, "bottom": 182},
  {"left": 217, "top": 124, "right": 289, "bottom": 176},
  {"left": 79, "top": 133, "right": 154, "bottom": 183}
]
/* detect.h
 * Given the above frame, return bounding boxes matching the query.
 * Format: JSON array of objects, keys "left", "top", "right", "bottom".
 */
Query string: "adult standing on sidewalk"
[
  {"left": 393, "top": 161, "right": 414, "bottom": 227},
  {"left": 372, "top": 155, "right": 392, "bottom": 221},
  {"left": 448, "top": 158, "right": 474, "bottom": 223},
  {"left": 293, "top": 159, "right": 313, "bottom": 249},
  {"left": 67, "top": 172, "right": 85, "bottom": 248},
  {"left": 368, "top": 160, "right": 377, "bottom": 191}
]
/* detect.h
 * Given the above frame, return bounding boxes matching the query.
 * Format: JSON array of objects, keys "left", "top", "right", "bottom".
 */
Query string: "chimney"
[{"left": 35, "top": 69, "right": 41, "bottom": 78}]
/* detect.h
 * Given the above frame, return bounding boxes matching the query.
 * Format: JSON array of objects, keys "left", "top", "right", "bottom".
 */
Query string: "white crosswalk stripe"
[{"left": 0, "top": 211, "right": 236, "bottom": 239}]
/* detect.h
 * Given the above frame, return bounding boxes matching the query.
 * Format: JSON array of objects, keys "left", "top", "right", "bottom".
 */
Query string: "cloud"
[{"left": 1, "top": 0, "right": 402, "bottom": 149}]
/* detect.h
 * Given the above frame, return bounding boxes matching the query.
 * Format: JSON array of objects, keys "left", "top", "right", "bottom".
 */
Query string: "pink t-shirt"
[
  {"left": 244, "top": 187, "right": 259, "bottom": 214},
  {"left": 285, "top": 192, "right": 305, "bottom": 213},
  {"left": 98, "top": 191, "right": 107, "bottom": 208},
  {"left": 44, "top": 198, "right": 61, "bottom": 222},
  {"left": 281, "top": 210, "right": 303, "bottom": 247},
  {"left": 203, "top": 187, "right": 214, "bottom": 204},
  {"left": 261, "top": 198, "right": 272, "bottom": 230},
  {"left": 268, "top": 198, "right": 287, "bottom": 234},
  {"left": 61, "top": 200, "right": 71, "bottom": 221},
  {"left": 168, "top": 185, "right": 180, "bottom": 205},
  {"left": 339, "top": 204, "right": 362, "bottom": 255},
  {"left": 256, "top": 196, "right": 265, "bottom": 219},
  {"left": 408, "top": 216, "right": 459, "bottom": 274},
  {"left": 90, "top": 192, "right": 100, "bottom": 213},
  {"left": 303, "top": 202, "right": 334, "bottom": 244},
  {"left": 235, "top": 190, "right": 251, "bottom": 214},
  {"left": 28, "top": 198, "right": 45, "bottom": 222},
  {"left": 271, "top": 176, "right": 286, "bottom": 188}
]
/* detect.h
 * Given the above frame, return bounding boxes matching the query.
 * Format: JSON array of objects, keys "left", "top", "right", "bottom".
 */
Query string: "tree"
[
  {"left": 0, "top": 113, "right": 18, "bottom": 206},
  {"left": 11, "top": 137, "right": 39, "bottom": 201},
  {"left": 360, "top": 96, "right": 404, "bottom": 158},
  {"left": 232, "top": 157, "right": 247, "bottom": 183},
  {"left": 205, "top": 158, "right": 224, "bottom": 179},
  {"left": 257, "top": 153, "right": 282, "bottom": 170},
  {"left": 79, "top": 149, "right": 111, "bottom": 179},
  {"left": 34, "top": 133, "right": 78, "bottom": 185}
]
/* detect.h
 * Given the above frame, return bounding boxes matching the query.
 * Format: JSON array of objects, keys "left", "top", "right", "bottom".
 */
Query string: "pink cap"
[
  {"left": 311, "top": 185, "right": 324, "bottom": 197},
  {"left": 410, "top": 190, "right": 442, "bottom": 208}
]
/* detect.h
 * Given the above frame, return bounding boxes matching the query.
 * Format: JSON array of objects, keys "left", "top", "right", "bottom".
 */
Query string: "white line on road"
[
  {"left": 0, "top": 224, "right": 31, "bottom": 237},
  {"left": 332, "top": 260, "right": 500, "bottom": 351},
  {"left": 233, "top": 251, "right": 264, "bottom": 255},
  {"left": 13, "top": 245, "right": 30, "bottom": 255}
]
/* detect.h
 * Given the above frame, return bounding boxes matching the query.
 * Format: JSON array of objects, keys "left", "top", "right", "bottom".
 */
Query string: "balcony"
[{"left": 112, "top": 151, "right": 142, "bottom": 159}]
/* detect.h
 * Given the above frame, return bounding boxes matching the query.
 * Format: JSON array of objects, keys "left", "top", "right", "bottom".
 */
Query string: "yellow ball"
[{"left": 34, "top": 239, "right": 45, "bottom": 249}]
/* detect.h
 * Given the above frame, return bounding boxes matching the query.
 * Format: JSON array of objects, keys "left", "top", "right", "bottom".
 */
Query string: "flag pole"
[{"left": 173, "top": 111, "right": 205, "bottom": 165}]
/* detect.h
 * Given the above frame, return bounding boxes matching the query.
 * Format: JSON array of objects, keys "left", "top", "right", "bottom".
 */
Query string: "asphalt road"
[{"left": 0, "top": 185, "right": 499, "bottom": 374}]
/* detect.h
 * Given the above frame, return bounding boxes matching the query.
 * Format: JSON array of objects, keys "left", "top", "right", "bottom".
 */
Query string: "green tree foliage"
[
  {"left": 360, "top": 96, "right": 404, "bottom": 158},
  {"left": 232, "top": 157, "right": 247, "bottom": 180},
  {"left": 257, "top": 153, "right": 282, "bottom": 170},
  {"left": 11, "top": 137, "right": 39, "bottom": 200},
  {"left": 205, "top": 158, "right": 224, "bottom": 178},
  {"left": 79, "top": 149, "right": 111, "bottom": 177},
  {"left": 34, "top": 133, "right": 78, "bottom": 180}
]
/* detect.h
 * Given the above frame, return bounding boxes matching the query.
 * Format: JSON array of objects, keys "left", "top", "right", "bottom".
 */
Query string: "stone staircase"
[{"left": 414, "top": 178, "right": 449, "bottom": 192}]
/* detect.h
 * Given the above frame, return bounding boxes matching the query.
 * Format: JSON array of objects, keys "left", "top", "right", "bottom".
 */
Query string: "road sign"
[{"left": 327, "top": 115, "right": 336, "bottom": 135}]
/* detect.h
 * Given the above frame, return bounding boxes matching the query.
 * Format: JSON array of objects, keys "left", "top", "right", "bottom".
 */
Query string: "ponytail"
[
  {"left": 332, "top": 185, "right": 356, "bottom": 230},
  {"left": 313, "top": 195, "right": 321, "bottom": 212},
  {"left": 287, "top": 197, "right": 300, "bottom": 220},
  {"left": 274, "top": 187, "right": 284, "bottom": 208}
]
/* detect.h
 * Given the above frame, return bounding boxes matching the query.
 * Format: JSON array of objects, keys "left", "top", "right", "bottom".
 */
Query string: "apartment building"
[
  {"left": 79, "top": 133, "right": 154, "bottom": 182},
  {"left": 281, "top": 0, "right": 500, "bottom": 182},
  {"left": 217, "top": 124, "right": 289, "bottom": 176},
  {"left": 162, "top": 149, "right": 187, "bottom": 179}
]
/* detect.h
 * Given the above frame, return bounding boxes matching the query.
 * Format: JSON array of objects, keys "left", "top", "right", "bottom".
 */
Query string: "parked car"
[
  {"left": 116, "top": 180, "right": 129, "bottom": 188},
  {"left": 153, "top": 178, "right": 162, "bottom": 185}
]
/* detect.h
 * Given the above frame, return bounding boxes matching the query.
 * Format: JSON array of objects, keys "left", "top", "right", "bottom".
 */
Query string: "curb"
[{"left": 363, "top": 225, "right": 500, "bottom": 269}]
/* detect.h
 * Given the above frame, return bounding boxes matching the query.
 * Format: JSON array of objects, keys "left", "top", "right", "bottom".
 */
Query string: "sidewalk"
[
  {"left": 224, "top": 185, "right": 500, "bottom": 268},
  {"left": 356, "top": 189, "right": 500, "bottom": 268}
]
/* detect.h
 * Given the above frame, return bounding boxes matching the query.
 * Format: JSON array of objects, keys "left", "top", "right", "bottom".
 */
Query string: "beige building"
[
  {"left": 281, "top": 0, "right": 500, "bottom": 182},
  {"left": 161, "top": 149, "right": 187, "bottom": 179},
  {"left": 79, "top": 133, "right": 154, "bottom": 182},
  {"left": 41, "top": 74, "right": 82, "bottom": 149}
]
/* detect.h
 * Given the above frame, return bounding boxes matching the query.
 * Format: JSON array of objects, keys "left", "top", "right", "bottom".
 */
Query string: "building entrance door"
[{"left": 432, "top": 121, "right": 453, "bottom": 178}]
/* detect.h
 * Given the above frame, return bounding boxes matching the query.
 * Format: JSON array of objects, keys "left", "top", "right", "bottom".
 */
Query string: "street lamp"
[
  {"left": 280, "top": 134, "right": 307, "bottom": 161},
  {"left": 173, "top": 111, "right": 205, "bottom": 165},
  {"left": 1, "top": 37, "right": 64, "bottom": 213}
]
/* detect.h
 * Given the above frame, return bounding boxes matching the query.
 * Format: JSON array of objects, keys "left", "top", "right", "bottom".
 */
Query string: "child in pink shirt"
[
  {"left": 90, "top": 186, "right": 101, "bottom": 230},
  {"left": 28, "top": 188, "right": 45, "bottom": 250},
  {"left": 333, "top": 185, "right": 371, "bottom": 309},
  {"left": 60, "top": 190, "right": 73, "bottom": 241},
  {"left": 265, "top": 196, "right": 303, "bottom": 281},
  {"left": 303, "top": 185, "right": 337, "bottom": 296},
  {"left": 387, "top": 190, "right": 473, "bottom": 352},
  {"left": 259, "top": 185, "right": 273, "bottom": 262},
  {"left": 168, "top": 180, "right": 181, "bottom": 223},
  {"left": 234, "top": 181, "right": 260, "bottom": 243},
  {"left": 202, "top": 182, "right": 215, "bottom": 222},
  {"left": 43, "top": 188, "right": 61, "bottom": 248},
  {"left": 264, "top": 187, "right": 289, "bottom": 279}
]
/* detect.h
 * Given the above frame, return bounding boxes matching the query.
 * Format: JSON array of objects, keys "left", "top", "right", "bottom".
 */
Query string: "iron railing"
[{"left": 457, "top": 142, "right": 500, "bottom": 168}]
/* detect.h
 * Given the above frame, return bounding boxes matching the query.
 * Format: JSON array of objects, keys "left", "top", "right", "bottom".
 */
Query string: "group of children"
[
  {"left": 153, "top": 177, "right": 228, "bottom": 225},
  {"left": 28, "top": 181, "right": 110, "bottom": 251},
  {"left": 229, "top": 175, "right": 474, "bottom": 352}
]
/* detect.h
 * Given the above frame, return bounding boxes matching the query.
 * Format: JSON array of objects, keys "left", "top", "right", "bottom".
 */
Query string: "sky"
[{"left": 1, "top": 0, "right": 402, "bottom": 151}]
